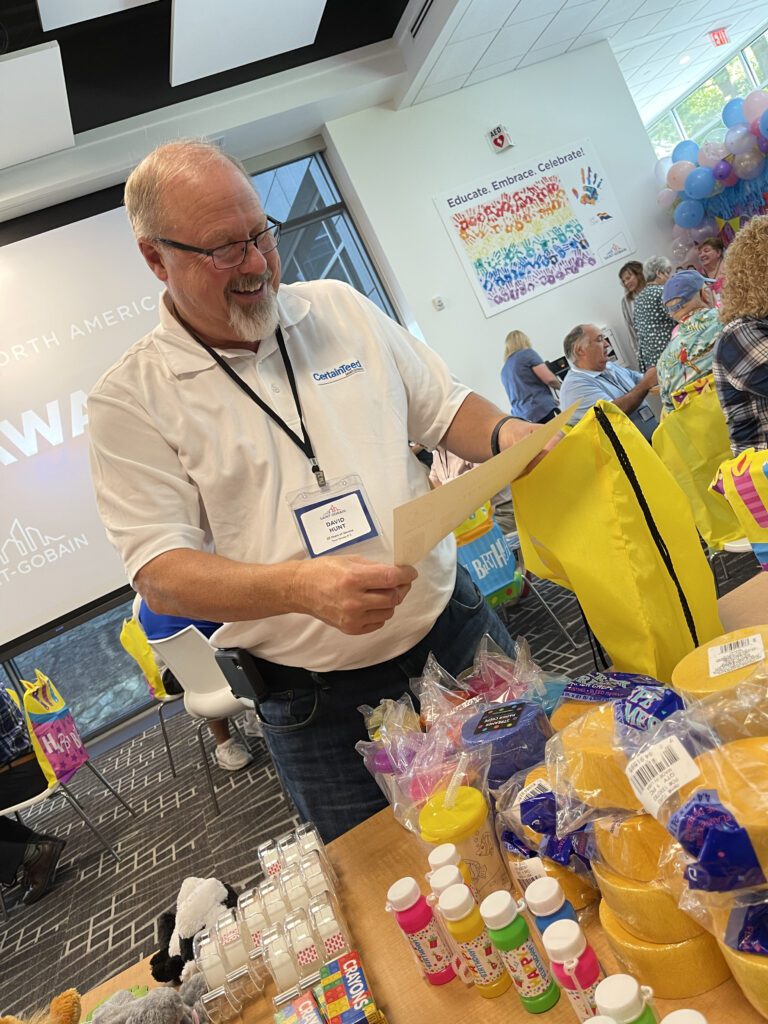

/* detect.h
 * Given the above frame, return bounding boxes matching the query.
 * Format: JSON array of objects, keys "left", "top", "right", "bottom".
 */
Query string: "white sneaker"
[
  {"left": 214, "top": 737, "right": 253, "bottom": 771},
  {"left": 242, "top": 709, "right": 264, "bottom": 738}
]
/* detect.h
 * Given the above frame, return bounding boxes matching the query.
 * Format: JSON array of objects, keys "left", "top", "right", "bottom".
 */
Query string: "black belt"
[{"left": 0, "top": 751, "right": 36, "bottom": 774}]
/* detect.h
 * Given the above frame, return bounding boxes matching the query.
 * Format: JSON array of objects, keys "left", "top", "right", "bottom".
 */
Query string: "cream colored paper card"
[{"left": 393, "top": 407, "right": 573, "bottom": 565}]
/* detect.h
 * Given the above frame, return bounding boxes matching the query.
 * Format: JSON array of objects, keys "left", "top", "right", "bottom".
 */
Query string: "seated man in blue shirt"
[
  {"left": 136, "top": 598, "right": 257, "bottom": 771},
  {"left": 559, "top": 323, "right": 659, "bottom": 441},
  {"left": 0, "top": 688, "right": 66, "bottom": 904}
]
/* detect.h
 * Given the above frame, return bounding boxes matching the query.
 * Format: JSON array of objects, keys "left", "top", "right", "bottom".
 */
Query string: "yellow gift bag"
[
  {"left": 119, "top": 616, "right": 168, "bottom": 699},
  {"left": 652, "top": 383, "right": 743, "bottom": 551},
  {"left": 22, "top": 670, "right": 88, "bottom": 786},
  {"left": 711, "top": 449, "right": 768, "bottom": 571},
  {"left": 511, "top": 402, "right": 722, "bottom": 682}
]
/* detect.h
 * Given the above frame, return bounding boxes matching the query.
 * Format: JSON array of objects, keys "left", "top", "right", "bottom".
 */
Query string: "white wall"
[{"left": 324, "top": 41, "right": 669, "bottom": 408}]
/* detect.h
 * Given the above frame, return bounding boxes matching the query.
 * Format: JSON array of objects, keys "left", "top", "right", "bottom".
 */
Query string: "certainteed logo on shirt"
[{"left": 312, "top": 359, "right": 364, "bottom": 384}]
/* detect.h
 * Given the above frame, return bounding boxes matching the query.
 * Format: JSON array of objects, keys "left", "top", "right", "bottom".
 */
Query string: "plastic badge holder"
[
  {"left": 225, "top": 963, "right": 264, "bottom": 1004},
  {"left": 193, "top": 928, "right": 228, "bottom": 991},
  {"left": 259, "top": 877, "right": 287, "bottom": 926},
  {"left": 214, "top": 907, "right": 251, "bottom": 972},
  {"left": 285, "top": 907, "right": 324, "bottom": 979},
  {"left": 308, "top": 892, "right": 351, "bottom": 960},
  {"left": 258, "top": 838, "right": 282, "bottom": 879},
  {"left": 200, "top": 986, "right": 241, "bottom": 1024},
  {"left": 237, "top": 887, "right": 271, "bottom": 952},
  {"left": 281, "top": 864, "right": 312, "bottom": 912},
  {"left": 262, "top": 922, "right": 301, "bottom": 994}
]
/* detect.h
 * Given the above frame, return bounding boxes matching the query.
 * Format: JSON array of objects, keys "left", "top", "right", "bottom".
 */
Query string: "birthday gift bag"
[
  {"left": 22, "top": 670, "right": 88, "bottom": 785},
  {"left": 511, "top": 401, "right": 722, "bottom": 683},
  {"left": 653, "top": 385, "right": 743, "bottom": 551},
  {"left": 119, "top": 616, "right": 169, "bottom": 699},
  {"left": 711, "top": 449, "right": 768, "bottom": 570}
]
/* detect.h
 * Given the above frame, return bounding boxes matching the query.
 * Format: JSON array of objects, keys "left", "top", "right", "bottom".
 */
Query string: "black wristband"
[{"left": 490, "top": 416, "right": 515, "bottom": 457}]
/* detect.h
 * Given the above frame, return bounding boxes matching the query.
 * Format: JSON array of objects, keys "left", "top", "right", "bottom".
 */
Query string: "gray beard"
[{"left": 226, "top": 284, "right": 279, "bottom": 341}]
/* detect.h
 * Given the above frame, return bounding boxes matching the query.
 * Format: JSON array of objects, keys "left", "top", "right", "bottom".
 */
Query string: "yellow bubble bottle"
[{"left": 437, "top": 883, "right": 511, "bottom": 999}]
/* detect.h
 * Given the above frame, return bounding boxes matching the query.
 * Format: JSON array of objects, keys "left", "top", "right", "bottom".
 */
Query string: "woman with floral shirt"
[{"left": 658, "top": 270, "right": 722, "bottom": 413}]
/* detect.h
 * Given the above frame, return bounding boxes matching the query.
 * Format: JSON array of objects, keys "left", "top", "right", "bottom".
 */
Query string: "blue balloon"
[
  {"left": 761, "top": 109, "right": 768, "bottom": 139},
  {"left": 684, "top": 166, "right": 716, "bottom": 200},
  {"left": 674, "top": 199, "right": 705, "bottom": 229},
  {"left": 672, "top": 140, "right": 699, "bottom": 164},
  {"left": 722, "top": 98, "right": 746, "bottom": 128}
]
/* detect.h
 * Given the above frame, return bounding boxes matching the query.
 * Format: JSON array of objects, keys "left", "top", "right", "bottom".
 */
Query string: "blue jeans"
[{"left": 257, "top": 565, "right": 514, "bottom": 842}]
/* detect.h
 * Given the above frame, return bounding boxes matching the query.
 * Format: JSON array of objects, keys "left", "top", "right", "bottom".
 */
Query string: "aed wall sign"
[{"left": 487, "top": 125, "right": 512, "bottom": 152}]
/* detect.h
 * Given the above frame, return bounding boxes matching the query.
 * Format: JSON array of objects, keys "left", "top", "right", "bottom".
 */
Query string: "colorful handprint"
[{"left": 572, "top": 166, "right": 603, "bottom": 205}]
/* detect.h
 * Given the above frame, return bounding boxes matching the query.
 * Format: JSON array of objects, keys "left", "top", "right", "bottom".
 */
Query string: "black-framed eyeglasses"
[{"left": 155, "top": 217, "right": 282, "bottom": 270}]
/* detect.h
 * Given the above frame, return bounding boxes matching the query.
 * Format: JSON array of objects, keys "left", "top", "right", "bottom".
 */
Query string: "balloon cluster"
[{"left": 654, "top": 89, "right": 768, "bottom": 263}]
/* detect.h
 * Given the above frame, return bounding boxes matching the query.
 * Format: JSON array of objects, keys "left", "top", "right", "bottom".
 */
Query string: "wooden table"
[{"left": 82, "top": 574, "right": 768, "bottom": 1022}]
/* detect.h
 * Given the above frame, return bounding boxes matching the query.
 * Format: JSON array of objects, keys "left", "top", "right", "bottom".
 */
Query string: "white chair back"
[{"left": 147, "top": 626, "right": 228, "bottom": 696}]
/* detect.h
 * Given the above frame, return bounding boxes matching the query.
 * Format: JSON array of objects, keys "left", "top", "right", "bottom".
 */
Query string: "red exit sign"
[{"left": 708, "top": 27, "right": 729, "bottom": 47}]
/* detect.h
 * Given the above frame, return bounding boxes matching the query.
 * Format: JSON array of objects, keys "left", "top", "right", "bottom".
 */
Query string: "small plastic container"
[
  {"left": 277, "top": 832, "right": 302, "bottom": 869},
  {"left": 214, "top": 908, "right": 250, "bottom": 972},
  {"left": 225, "top": 964, "right": 263, "bottom": 1004},
  {"left": 308, "top": 893, "right": 351, "bottom": 961},
  {"left": 660, "top": 1014, "right": 708, "bottom": 1024},
  {"left": 237, "top": 887, "right": 270, "bottom": 951},
  {"left": 200, "top": 986, "right": 241, "bottom": 1024},
  {"left": 427, "top": 843, "right": 477, "bottom": 898},
  {"left": 257, "top": 838, "right": 282, "bottom": 879},
  {"left": 299, "top": 850, "right": 333, "bottom": 899},
  {"left": 386, "top": 876, "right": 456, "bottom": 986},
  {"left": 438, "top": 883, "right": 511, "bottom": 999},
  {"left": 428, "top": 864, "right": 465, "bottom": 900},
  {"left": 595, "top": 974, "right": 656, "bottom": 1024},
  {"left": 542, "top": 918, "right": 604, "bottom": 1021},
  {"left": 193, "top": 929, "right": 227, "bottom": 991},
  {"left": 280, "top": 864, "right": 312, "bottom": 912},
  {"left": 262, "top": 923, "right": 300, "bottom": 994},
  {"left": 259, "top": 878, "right": 287, "bottom": 927},
  {"left": 525, "top": 877, "right": 577, "bottom": 933},
  {"left": 284, "top": 907, "right": 323, "bottom": 979},
  {"left": 296, "top": 821, "right": 337, "bottom": 883}
]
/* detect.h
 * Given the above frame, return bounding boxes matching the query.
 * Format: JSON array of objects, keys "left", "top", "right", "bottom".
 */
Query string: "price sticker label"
[
  {"left": 626, "top": 735, "right": 700, "bottom": 815},
  {"left": 708, "top": 633, "right": 765, "bottom": 677}
]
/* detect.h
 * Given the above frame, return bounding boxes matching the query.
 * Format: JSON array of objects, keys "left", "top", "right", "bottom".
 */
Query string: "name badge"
[
  {"left": 638, "top": 406, "right": 655, "bottom": 422},
  {"left": 293, "top": 487, "right": 378, "bottom": 558}
]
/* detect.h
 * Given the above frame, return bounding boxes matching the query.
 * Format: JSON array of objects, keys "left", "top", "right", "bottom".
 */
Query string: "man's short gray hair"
[
  {"left": 564, "top": 324, "right": 587, "bottom": 361},
  {"left": 124, "top": 139, "right": 254, "bottom": 240},
  {"left": 643, "top": 255, "right": 672, "bottom": 281}
]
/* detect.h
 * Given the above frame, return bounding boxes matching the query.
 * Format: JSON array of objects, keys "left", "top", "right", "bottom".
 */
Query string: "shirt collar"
[{"left": 154, "top": 286, "right": 311, "bottom": 378}]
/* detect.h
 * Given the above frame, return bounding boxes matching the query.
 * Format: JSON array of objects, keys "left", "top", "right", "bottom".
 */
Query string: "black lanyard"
[{"left": 174, "top": 308, "right": 326, "bottom": 487}]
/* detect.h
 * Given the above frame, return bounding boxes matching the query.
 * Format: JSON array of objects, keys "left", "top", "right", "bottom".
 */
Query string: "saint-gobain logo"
[
  {"left": 323, "top": 504, "right": 344, "bottom": 517},
  {"left": 312, "top": 359, "right": 364, "bottom": 384},
  {"left": 0, "top": 518, "right": 89, "bottom": 584}
]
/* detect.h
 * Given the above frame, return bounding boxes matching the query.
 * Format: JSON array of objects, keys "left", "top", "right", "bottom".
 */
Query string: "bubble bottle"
[
  {"left": 660, "top": 1014, "right": 708, "bottom": 1024},
  {"left": 524, "top": 876, "right": 577, "bottom": 933},
  {"left": 427, "top": 843, "right": 478, "bottom": 900},
  {"left": 480, "top": 889, "right": 560, "bottom": 1014},
  {"left": 386, "top": 876, "right": 455, "bottom": 985},
  {"left": 438, "top": 883, "right": 511, "bottom": 999},
  {"left": 595, "top": 975, "right": 657, "bottom": 1024},
  {"left": 542, "top": 918, "right": 604, "bottom": 1021}
]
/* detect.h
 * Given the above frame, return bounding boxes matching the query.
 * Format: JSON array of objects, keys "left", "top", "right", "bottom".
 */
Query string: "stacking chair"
[
  {"left": 146, "top": 626, "right": 258, "bottom": 815},
  {"left": 504, "top": 531, "right": 579, "bottom": 649}
]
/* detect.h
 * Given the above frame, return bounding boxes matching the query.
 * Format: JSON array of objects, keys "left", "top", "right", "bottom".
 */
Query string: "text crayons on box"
[
  {"left": 542, "top": 919, "right": 604, "bottom": 1021},
  {"left": 386, "top": 877, "right": 455, "bottom": 985},
  {"left": 480, "top": 890, "right": 560, "bottom": 1013},
  {"left": 438, "top": 883, "right": 511, "bottom": 998}
]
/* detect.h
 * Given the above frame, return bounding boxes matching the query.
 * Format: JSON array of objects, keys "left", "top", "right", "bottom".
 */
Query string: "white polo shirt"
[{"left": 88, "top": 279, "right": 471, "bottom": 671}]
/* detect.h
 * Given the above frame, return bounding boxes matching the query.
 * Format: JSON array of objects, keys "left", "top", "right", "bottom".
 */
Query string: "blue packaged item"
[
  {"left": 668, "top": 789, "right": 766, "bottom": 892},
  {"left": 614, "top": 684, "right": 685, "bottom": 755},
  {"left": 460, "top": 701, "right": 553, "bottom": 791},
  {"left": 724, "top": 901, "right": 768, "bottom": 955}
]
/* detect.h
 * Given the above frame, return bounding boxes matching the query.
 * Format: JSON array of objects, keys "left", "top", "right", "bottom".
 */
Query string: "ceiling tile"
[
  {"left": 517, "top": 41, "right": 571, "bottom": 66},
  {"left": 477, "top": 15, "right": 553, "bottom": 66},
  {"left": 415, "top": 73, "right": 470, "bottom": 105},
  {"left": 633, "top": 0, "right": 676, "bottom": 16},
  {"left": 651, "top": 0, "right": 705, "bottom": 34},
  {"left": 452, "top": 0, "right": 521, "bottom": 41},
  {"left": 544, "top": 0, "right": 604, "bottom": 43},
  {"left": 424, "top": 31, "right": 497, "bottom": 85},
  {"left": 588, "top": 0, "right": 641, "bottom": 32},
  {"left": 505, "top": 0, "right": 563, "bottom": 24},
  {"left": 608, "top": 11, "right": 666, "bottom": 46},
  {"left": 465, "top": 55, "right": 524, "bottom": 85},
  {"left": 618, "top": 38, "right": 664, "bottom": 69},
  {"left": 568, "top": 29, "right": 610, "bottom": 50}
]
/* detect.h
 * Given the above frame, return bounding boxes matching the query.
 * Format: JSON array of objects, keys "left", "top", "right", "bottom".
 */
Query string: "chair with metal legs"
[
  {"left": 147, "top": 627, "right": 268, "bottom": 816},
  {"left": 504, "top": 532, "right": 579, "bottom": 649}
]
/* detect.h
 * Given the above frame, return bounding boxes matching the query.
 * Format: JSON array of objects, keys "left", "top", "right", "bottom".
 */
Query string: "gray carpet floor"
[{"left": 0, "top": 552, "right": 759, "bottom": 1016}]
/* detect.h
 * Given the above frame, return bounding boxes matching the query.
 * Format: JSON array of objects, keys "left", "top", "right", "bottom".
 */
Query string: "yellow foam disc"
[
  {"left": 592, "top": 861, "right": 701, "bottom": 943},
  {"left": 671, "top": 626, "right": 768, "bottom": 699},
  {"left": 558, "top": 703, "right": 642, "bottom": 812}
]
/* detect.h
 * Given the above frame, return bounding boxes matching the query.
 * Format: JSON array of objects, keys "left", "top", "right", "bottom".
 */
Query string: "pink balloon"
[
  {"left": 743, "top": 89, "right": 768, "bottom": 123},
  {"left": 734, "top": 151, "right": 766, "bottom": 180},
  {"left": 691, "top": 217, "right": 718, "bottom": 244},
  {"left": 698, "top": 141, "right": 727, "bottom": 168},
  {"left": 750, "top": 118, "right": 763, "bottom": 137},
  {"left": 725, "top": 124, "right": 755, "bottom": 155},
  {"left": 657, "top": 188, "right": 677, "bottom": 209},
  {"left": 667, "top": 160, "right": 696, "bottom": 190},
  {"left": 723, "top": 171, "right": 740, "bottom": 187}
]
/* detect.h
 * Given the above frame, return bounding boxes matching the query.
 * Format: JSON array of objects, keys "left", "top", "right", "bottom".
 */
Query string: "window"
[
  {"left": 648, "top": 113, "right": 681, "bottom": 158},
  {"left": 6, "top": 597, "right": 151, "bottom": 741},
  {"left": 253, "top": 154, "right": 397, "bottom": 318},
  {"left": 675, "top": 56, "right": 751, "bottom": 141},
  {"left": 745, "top": 31, "right": 768, "bottom": 85}
]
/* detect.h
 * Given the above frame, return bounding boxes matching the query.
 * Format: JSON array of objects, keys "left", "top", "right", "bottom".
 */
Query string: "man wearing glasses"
[
  {"left": 88, "top": 140, "right": 551, "bottom": 840},
  {"left": 559, "top": 323, "right": 658, "bottom": 441}
]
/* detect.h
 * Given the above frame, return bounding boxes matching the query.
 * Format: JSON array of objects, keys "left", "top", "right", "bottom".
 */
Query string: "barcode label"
[
  {"left": 518, "top": 778, "right": 550, "bottom": 802},
  {"left": 511, "top": 856, "right": 546, "bottom": 890},
  {"left": 626, "top": 736, "right": 700, "bottom": 815},
  {"left": 708, "top": 633, "right": 765, "bottom": 677}
]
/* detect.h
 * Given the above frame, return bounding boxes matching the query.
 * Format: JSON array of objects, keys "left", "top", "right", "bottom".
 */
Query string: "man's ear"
[{"left": 138, "top": 239, "right": 170, "bottom": 283}]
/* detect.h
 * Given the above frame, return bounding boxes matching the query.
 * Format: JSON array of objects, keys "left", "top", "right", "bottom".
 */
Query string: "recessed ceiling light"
[{"left": 679, "top": 54, "right": 691, "bottom": 65}]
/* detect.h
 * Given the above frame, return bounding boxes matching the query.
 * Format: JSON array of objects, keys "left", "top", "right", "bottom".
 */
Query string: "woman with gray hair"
[{"left": 632, "top": 255, "right": 676, "bottom": 370}]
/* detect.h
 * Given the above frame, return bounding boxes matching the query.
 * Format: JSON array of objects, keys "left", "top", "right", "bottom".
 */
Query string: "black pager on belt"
[{"left": 215, "top": 647, "right": 270, "bottom": 705}]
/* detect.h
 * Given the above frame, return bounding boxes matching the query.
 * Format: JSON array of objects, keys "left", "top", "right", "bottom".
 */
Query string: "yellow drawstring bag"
[
  {"left": 652, "top": 383, "right": 743, "bottom": 551},
  {"left": 511, "top": 401, "right": 723, "bottom": 683},
  {"left": 22, "top": 670, "right": 88, "bottom": 786},
  {"left": 711, "top": 449, "right": 768, "bottom": 571},
  {"left": 119, "top": 616, "right": 169, "bottom": 699}
]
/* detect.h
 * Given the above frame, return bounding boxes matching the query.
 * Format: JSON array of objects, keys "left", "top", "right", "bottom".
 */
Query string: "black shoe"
[{"left": 21, "top": 839, "right": 65, "bottom": 905}]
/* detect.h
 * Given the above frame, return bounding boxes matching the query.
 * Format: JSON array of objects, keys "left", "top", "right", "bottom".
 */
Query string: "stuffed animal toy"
[
  {"left": 0, "top": 989, "right": 81, "bottom": 1024},
  {"left": 89, "top": 975, "right": 206, "bottom": 1024},
  {"left": 150, "top": 877, "right": 239, "bottom": 984}
]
